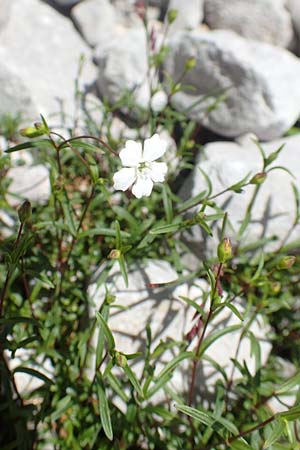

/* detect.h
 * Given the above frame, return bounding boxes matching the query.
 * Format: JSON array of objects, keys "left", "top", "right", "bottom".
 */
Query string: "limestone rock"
[
  {"left": 164, "top": 30, "right": 300, "bottom": 140},
  {"left": 204, "top": 0, "right": 293, "bottom": 48},
  {"left": 167, "top": 0, "right": 204, "bottom": 35},
  {"left": 0, "top": 0, "right": 96, "bottom": 125},
  {"left": 7, "top": 164, "right": 50, "bottom": 207},
  {"left": 71, "top": 0, "right": 119, "bottom": 48},
  {"left": 287, "top": 0, "right": 300, "bottom": 38},
  {"left": 179, "top": 133, "right": 300, "bottom": 259},
  {"left": 94, "top": 28, "right": 150, "bottom": 110}
]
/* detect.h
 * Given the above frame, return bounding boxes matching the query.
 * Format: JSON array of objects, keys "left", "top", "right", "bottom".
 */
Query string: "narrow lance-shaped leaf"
[
  {"left": 95, "top": 312, "right": 115, "bottom": 352},
  {"left": 96, "top": 374, "right": 113, "bottom": 441}
]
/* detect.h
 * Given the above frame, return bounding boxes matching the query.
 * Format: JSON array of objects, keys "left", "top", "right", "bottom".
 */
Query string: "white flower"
[
  {"left": 113, "top": 134, "right": 168, "bottom": 198},
  {"left": 150, "top": 90, "right": 168, "bottom": 113}
]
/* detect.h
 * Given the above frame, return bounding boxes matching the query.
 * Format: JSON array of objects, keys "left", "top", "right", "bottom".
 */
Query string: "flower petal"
[
  {"left": 119, "top": 140, "right": 142, "bottom": 167},
  {"left": 149, "top": 162, "right": 168, "bottom": 182},
  {"left": 132, "top": 174, "right": 153, "bottom": 198},
  {"left": 113, "top": 167, "right": 136, "bottom": 191},
  {"left": 143, "top": 134, "right": 167, "bottom": 162}
]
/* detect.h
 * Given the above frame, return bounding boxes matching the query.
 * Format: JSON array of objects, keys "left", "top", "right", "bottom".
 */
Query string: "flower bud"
[
  {"left": 113, "top": 351, "right": 127, "bottom": 368},
  {"left": 105, "top": 293, "right": 116, "bottom": 305},
  {"left": 19, "top": 124, "right": 47, "bottom": 138},
  {"left": 270, "top": 282, "right": 281, "bottom": 295},
  {"left": 108, "top": 249, "right": 121, "bottom": 260},
  {"left": 18, "top": 200, "right": 32, "bottom": 224},
  {"left": 276, "top": 256, "right": 296, "bottom": 270},
  {"left": 249, "top": 172, "right": 267, "bottom": 185},
  {"left": 167, "top": 8, "right": 178, "bottom": 24},
  {"left": 150, "top": 90, "right": 168, "bottom": 113},
  {"left": 217, "top": 237, "right": 232, "bottom": 263},
  {"left": 184, "top": 58, "right": 197, "bottom": 71}
]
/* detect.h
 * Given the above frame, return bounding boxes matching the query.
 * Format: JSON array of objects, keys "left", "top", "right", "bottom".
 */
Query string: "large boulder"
[
  {"left": 164, "top": 30, "right": 300, "bottom": 140},
  {"left": 204, "top": 0, "right": 293, "bottom": 48},
  {"left": 89, "top": 259, "right": 271, "bottom": 399},
  {"left": 71, "top": 0, "right": 142, "bottom": 48},
  {"left": 0, "top": 0, "right": 96, "bottom": 125},
  {"left": 94, "top": 28, "right": 151, "bottom": 110},
  {"left": 179, "top": 133, "right": 300, "bottom": 259}
]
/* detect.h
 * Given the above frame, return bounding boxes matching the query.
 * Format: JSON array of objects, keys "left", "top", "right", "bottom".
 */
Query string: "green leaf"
[
  {"left": 250, "top": 252, "right": 265, "bottom": 282},
  {"left": 118, "top": 254, "right": 128, "bottom": 287},
  {"left": 199, "top": 168, "right": 213, "bottom": 197},
  {"left": 263, "top": 420, "right": 285, "bottom": 449},
  {"left": 278, "top": 404, "right": 300, "bottom": 421},
  {"left": 5, "top": 139, "right": 52, "bottom": 153},
  {"left": 51, "top": 395, "right": 72, "bottom": 421},
  {"left": 78, "top": 227, "right": 130, "bottom": 239},
  {"left": 150, "top": 222, "right": 181, "bottom": 235},
  {"left": 264, "top": 144, "right": 285, "bottom": 167},
  {"left": 223, "top": 302, "right": 244, "bottom": 322},
  {"left": 13, "top": 367, "right": 54, "bottom": 386},
  {"left": 96, "top": 304, "right": 110, "bottom": 368},
  {"left": 162, "top": 184, "right": 173, "bottom": 223},
  {"left": 176, "top": 190, "right": 207, "bottom": 213},
  {"left": 95, "top": 312, "right": 115, "bottom": 352},
  {"left": 229, "top": 438, "right": 253, "bottom": 450},
  {"left": 156, "top": 351, "right": 193, "bottom": 380},
  {"left": 96, "top": 374, "right": 113, "bottom": 441},
  {"left": 267, "top": 165, "right": 295, "bottom": 179},
  {"left": 123, "top": 364, "right": 144, "bottom": 398},
  {"left": 179, "top": 296, "right": 205, "bottom": 316},
  {"left": 176, "top": 404, "right": 214, "bottom": 427},
  {"left": 144, "top": 372, "right": 171, "bottom": 399},
  {"left": 0, "top": 316, "right": 41, "bottom": 327},
  {"left": 61, "top": 198, "right": 77, "bottom": 237},
  {"left": 115, "top": 220, "right": 122, "bottom": 249},
  {"left": 276, "top": 372, "right": 300, "bottom": 395},
  {"left": 105, "top": 371, "right": 129, "bottom": 402},
  {"left": 61, "top": 139, "right": 104, "bottom": 154},
  {"left": 249, "top": 330, "right": 261, "bottom": 371},
  {"left": 199, "top": 324, "right": 242, "bottom": 357}
]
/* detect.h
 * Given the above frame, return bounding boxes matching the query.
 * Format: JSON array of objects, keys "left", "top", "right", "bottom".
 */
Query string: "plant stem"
[{"left": 188, "top": 263, "right": 223, "bottom": 406}]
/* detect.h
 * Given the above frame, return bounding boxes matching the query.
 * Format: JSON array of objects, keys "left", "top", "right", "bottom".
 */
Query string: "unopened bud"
[
  {"left": 167, "top": 8, "right": 178, "bottom": 24},
  {"left": 108, "top": 249, "right": 121, "bottom": 260},
  {"left": 20, "top": 123, "right": 47, "bottom": 138},
  {"left": 105, "top": 293, "right": 116, "bottom": 304},
  {"left": 113, "top": 351, "right": 127, "bottom": 368},
  {"left": 18, "top": 200, "right": 32, "bottom": 224},
  {"left": 217, "top": 237, "right": 232, "bottom": 263},
  {"left": 276, "top": 256, "right": 296, "bottom": 270},
  {"left": 249, "top": 172, "right": 267, "bottom": 185},
  {"left": 270, "top": 282, "right": 281, "bottom": 294},
  {"left": 184, "top": 58, "right": 197, "bottom": 71}
]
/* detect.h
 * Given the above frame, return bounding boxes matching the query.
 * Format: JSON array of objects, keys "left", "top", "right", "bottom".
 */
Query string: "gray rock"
[
  {"left": 179, "top": 133, "right": 300, "bottom": 259},
  {"left": 71, "top": 0, "right": 119, "bottom": 48},
  {"left": 7, "top": 164, "right": 50, "bottom": 207},
  {"left": 0, "top": 61, "right": 38, "bottom": 120},
  {"left": 0, "top": 0, "right": 96, "bottom": 125},
  {"left": 167, "top": 0, "right": 204, "bottom": 34},
  {"left": 0, "top": 0, "right": 12, "bottom": 31},
  {"left": 89, "top": 259, "right": 271, "bottom": 398},
  {"left": 204, "top": 0, "right": 293, "bottom": 48},
  {"left": 287, "top": 0, "right": 300, "bottom": 53},
  {"left": 51, "top": 0, "right": 80, "bottom": 6},
  {"left": 164, "top": 30, "right": 300, "bottom": 140},
  {"left": 94, "top": 28, "right": 150, "bottom": 110}
]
